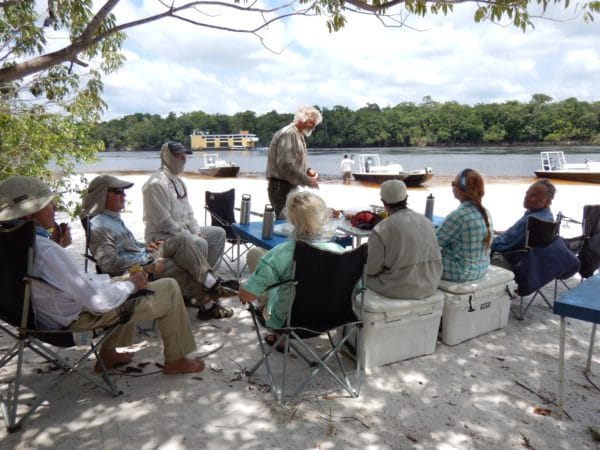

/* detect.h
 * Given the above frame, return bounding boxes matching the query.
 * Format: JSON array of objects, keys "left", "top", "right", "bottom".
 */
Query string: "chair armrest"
[
  {"left": 82, "top": 253, "right": 97, "bottom": 262},
  {"left": 264, "top": 279, "right": 296, "bottom": 292}
]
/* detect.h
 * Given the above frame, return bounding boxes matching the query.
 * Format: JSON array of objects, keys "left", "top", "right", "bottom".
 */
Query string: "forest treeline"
[{"left": 93, "top": 95, "right": 600, "bottom": 150}]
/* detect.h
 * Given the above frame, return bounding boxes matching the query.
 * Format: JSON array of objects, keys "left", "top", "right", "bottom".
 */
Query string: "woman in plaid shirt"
[{"left": 436, "top": 169, "right": 493, "bottom": 282}]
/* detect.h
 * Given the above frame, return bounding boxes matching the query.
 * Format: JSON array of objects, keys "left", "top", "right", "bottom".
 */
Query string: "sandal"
[{"left": 264, "top": 333, "right": 286, "bottom": 353}]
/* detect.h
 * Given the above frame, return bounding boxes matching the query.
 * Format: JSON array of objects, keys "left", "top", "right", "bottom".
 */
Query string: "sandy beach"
[{"left": 1, "top": 173, "right": 599, "bottom": 449}]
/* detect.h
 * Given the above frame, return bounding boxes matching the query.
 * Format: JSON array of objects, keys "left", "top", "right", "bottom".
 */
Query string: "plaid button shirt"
[{"left": 436, "top": 201, "right": 492, "bottom": 282}]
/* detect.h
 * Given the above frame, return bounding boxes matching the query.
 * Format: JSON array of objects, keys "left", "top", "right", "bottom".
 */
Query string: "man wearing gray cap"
[
  {"left": 0, "top": 176, "right": 203, "bottom": 374},
  {"left": 142, "top": 141, "right": 235, "bottom": 320},
  {"left": 366, "top": 180, "right": 442, "bottom": 299},
  {"left": 82, "top": 174, "right": 232, "bottom": 316}
]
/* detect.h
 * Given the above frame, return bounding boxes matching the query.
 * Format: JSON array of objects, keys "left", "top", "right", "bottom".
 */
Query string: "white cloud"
[{"left": 100, "top": 1, "right": 600, "bottom": 119}]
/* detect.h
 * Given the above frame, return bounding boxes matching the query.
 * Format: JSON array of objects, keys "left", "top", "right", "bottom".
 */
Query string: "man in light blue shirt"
[{"left": 491, "top": 179, "right": 555, "bottom": 265}]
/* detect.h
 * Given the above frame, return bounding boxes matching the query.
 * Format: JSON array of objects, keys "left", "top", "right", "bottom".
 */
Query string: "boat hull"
[
  {"left": 197, "top": 166, "right": 240, "bottom": 177},
  {"left": 353, "top": 171, "right": 433, "bottom": 187},
  {"left": 534, "top": 171, "right": 600, "bottom": 184}
]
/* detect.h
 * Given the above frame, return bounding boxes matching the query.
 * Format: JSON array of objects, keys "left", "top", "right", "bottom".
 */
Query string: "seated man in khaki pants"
[{"left": 0, "top": 175, "right": 203, "bottom": 374}]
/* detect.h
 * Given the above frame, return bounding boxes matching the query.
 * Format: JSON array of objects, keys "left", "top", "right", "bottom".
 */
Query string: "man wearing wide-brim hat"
[
  {"left": 365, "top": 180, "right": 442, "bottom": 299},
  {"left": 0, "top": 175, "right": 204, "bottom": 374}
]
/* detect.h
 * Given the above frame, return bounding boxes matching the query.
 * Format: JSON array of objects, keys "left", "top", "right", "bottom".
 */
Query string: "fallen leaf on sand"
[{"left": 533, "top": 407, "right": 551, "bottom": 416}]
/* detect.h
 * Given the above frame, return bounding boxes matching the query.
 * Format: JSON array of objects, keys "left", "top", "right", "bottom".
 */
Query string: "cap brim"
[{"left": 109, "top": 179, "right": 134, "bottom": 189}]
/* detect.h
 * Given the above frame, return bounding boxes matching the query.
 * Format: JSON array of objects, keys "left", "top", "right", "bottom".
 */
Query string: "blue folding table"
[{"left": 553, "top": 274, "right": 600, "bottom": 412}]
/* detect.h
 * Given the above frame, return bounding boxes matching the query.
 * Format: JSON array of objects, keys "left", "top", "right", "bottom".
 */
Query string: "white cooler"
[
  {"left": 352, "top": 289, "right": 444, "bottom": 371},
  {"left": 437, "top": 266, "right": 514, "bottom": 346}
]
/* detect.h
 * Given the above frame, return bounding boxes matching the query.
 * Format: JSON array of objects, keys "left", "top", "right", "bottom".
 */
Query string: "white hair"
[{"left": 293, "top": 106, "right": 323, "bottom": 126}]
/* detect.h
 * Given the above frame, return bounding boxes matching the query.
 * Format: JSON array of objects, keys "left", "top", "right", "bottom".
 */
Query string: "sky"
[{"left": 98, "top": 0, "right": 600, "bottom": 120}]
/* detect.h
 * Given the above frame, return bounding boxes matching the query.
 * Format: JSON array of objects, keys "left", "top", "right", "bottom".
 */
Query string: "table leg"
[
  {"left": 558, "top": 316, "right": 566, "bottom": 412},
  {"left": 235, "top": 235, "right": 241, "bottom": 279},
  {"left": 585, "top": 323, "right": 597, "bottom": 373}
]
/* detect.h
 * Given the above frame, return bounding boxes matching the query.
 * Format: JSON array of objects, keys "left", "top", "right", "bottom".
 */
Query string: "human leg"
[
  {"left": 160, "top": 234, "right": 211, "bottom": 285},
  {"left": 246, "top": 247, "right": 267, "bottom": 273},
  {"left": 268, "top": 179, "right": 295, "bottom": 219},
  {"left": 159, "top": 257, "right": 205, "bottom": 302},
  {"left": 70, "top": 306, "right": 137, "bottom": 370},
  {"left": 198, "top": 225, "right": 226, "bottom": 269}
]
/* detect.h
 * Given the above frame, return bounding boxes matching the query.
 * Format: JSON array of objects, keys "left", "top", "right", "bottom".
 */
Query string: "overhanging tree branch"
[{"left": 0, "top": 0, "right": 598, "bottom": 83}]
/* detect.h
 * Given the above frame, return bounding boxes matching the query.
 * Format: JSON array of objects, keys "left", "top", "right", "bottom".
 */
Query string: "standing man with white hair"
[
  {"left": 366, "top": 180, "right": 442, "bottom": 299},
  {"left": 266, "top": 105, "right": 322, "bottom": 218},
  {"left": 143, "top": 141, "right": 236, "bottom": 320}
]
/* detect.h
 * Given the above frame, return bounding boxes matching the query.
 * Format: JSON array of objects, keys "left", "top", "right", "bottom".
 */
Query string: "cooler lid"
[{"left": 438, "top": 266, "right": 514, "bottom": 295}]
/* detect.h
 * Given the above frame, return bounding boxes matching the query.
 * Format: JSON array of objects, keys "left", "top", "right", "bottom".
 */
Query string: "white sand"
[{"left": 1, "top": 173, "right": 599, "bottom": 449}]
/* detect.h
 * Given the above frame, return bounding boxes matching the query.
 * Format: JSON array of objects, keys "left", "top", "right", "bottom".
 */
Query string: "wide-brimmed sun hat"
[{"left": 0, "top": 176, "right": 56, "bottom": 221}]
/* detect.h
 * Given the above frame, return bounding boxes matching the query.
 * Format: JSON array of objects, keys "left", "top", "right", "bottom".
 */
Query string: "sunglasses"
[{"left": 108, "top": 188, "right": 125, "bottom": 195}]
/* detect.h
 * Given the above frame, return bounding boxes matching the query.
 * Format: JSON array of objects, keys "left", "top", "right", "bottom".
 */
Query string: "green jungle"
[{"left": 94, "top": 95, "right": 600, "bottom": 151}]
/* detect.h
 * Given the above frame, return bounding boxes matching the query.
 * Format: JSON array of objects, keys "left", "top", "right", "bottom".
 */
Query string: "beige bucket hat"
[{"left": 0, "top": 176, "right": 56, "bottom": 221}]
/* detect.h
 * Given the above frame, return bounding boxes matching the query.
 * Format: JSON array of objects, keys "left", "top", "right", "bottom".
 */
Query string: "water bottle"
[
  {"left": 262, "top": 204, "right": 275, "bottom": 239},
  {"left": 240, "top": 194, "right": 251, "bottom": 224},
  {"left": 424, "top": 194, "right": 434, "bottom": 221}
]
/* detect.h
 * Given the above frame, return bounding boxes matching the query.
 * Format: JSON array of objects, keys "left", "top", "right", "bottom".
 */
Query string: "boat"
[
  {"left": 190, "top": 130, "right": 259, "bottom": 150},
  {"left": 352, "top": 154, "right": 433, "bottom": 186},
  {"left": 534, "top": 151, "right": 600, "bottom": 183},
  {"left": 197, "top": 153, "right": 240, "bottom": 177}
]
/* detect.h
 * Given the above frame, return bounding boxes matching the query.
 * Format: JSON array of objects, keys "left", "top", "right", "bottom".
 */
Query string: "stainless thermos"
[
  {"left": 240, "top": 194, "right": 251, "bottom": 224},
  {"left": 424, "top": 194, "right": 434, "bottom": 220},
  {"left": 262, "top": 204, "right": 275, "bottom": 239}
]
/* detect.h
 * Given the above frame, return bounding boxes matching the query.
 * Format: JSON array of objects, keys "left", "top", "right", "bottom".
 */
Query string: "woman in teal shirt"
[
  {"left": 239, "top": 190, "right": 343, "bottom": 348},
  {"left": 436, "top": 169, "right": 493, "bottom": 282}
]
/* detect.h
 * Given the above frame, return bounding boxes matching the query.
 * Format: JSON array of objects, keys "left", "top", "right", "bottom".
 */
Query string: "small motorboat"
[
  {"left": 197, "top": 153, "right": 240, "bottom": 177},
  {"left": 534, "top": 151, "right": 600, "bottom": 183},
  {"left": 352, "top": 154, "right": 433, "bottom": 186}
]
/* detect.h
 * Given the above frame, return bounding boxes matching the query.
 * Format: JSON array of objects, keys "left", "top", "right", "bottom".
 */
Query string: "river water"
[{"left": 75, "top": 145, "right": 600, "bottom": 180}]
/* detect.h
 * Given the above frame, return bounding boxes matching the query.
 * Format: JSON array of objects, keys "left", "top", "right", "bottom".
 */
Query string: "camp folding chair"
[
  {"left": 506, "top": 215, "right": 580, "bottom": 320},
  {"left": 0, "top": 220, "right": 134, "bottom": 432},
  {"left": 245, "top": 241, "right": 367, "bottom": 404},
  {"left": 205, "top": 189, "right": 258, "bottom": 278},
  {"left": 563, "top": 205, "right": 600, "bottom": 280}
]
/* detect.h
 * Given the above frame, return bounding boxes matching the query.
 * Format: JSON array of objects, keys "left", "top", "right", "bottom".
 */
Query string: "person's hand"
[
  {"left": 307, "top": 178, "right": 319, "bottom": 189},
  {"left": 154, "top": 260, "right": 164, "bottom": 276},
  {"left": 145, "top": 240, "right": 163, "bottom": 252},
  {"left": 50, "top": 222, "right": 72, "bottom": 248},
  {"left": 238, "top": 286, "right": 256, "bottom": 305},
  {"left": 129, "top": 270, "right": 148, "bottom": 292},
  {"left": 330, "top": 209, "right": 341, "bottom": 219},
  {"left": 307, "top": 168, "right": 318, "bottom": 180}
]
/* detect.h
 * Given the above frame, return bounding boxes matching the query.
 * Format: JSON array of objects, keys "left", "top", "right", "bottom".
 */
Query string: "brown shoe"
[
  {"left": 203, "top": 279, "right": 237, "bottom": 301},
  {"left": 196, "top": 301, "right": 234, "bottom": 320}
]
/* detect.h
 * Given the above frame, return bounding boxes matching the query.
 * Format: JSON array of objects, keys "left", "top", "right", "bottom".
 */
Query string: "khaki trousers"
[
  {"left": 69, "top": 278, "right": 197, "bottom": 362},
  {"left": 158, "top": 228, "right": 226, "bottom": 303}
]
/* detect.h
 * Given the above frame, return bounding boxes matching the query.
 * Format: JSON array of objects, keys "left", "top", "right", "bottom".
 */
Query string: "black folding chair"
[
  {"left": 505, "top": 216, "right": 580, "bottom": 320},
  {"left": 245, "top": 241, "right": 367, "bottom": 404},
  {"left": 0, "top": 221, "right": 133, "bottom": 432},
  {"left": 205, "top": 189, "right": 258, "bottom": 278},
  {"left": 563, "top": 205, "right": 600, "bottom": 279}
]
